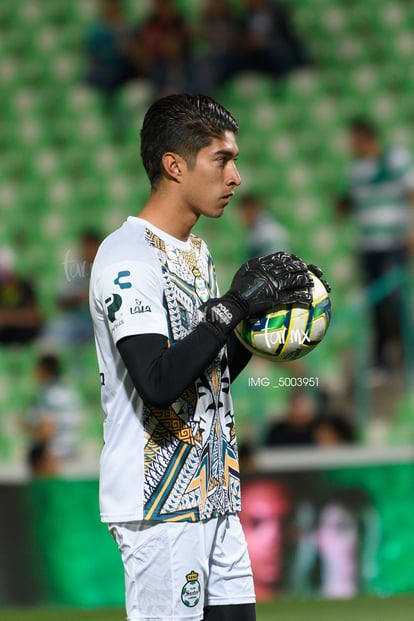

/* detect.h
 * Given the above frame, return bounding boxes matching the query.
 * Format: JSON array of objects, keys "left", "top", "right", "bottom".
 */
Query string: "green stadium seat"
[
  {"left": 72, "top": 0, "right": 98, "bottom": 21},
  {"left": 49, "top": 51, "right": 81, "bottom": 84},
  {"left": 0, "top": 56, "right": 22, "bottom": 89},
  {"left": 230, "top": 74, "right": 275, "bottom": 102},
  {"left": 67, "top": 85, "right": 102, "bottom": 114},
  {"left": 321, "top": 5, "right": 350, "bottom": 36}
]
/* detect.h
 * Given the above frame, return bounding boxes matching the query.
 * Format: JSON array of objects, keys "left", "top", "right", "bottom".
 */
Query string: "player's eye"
[{"left": 216, "top": 154, "right": 238, "bottom": 167}]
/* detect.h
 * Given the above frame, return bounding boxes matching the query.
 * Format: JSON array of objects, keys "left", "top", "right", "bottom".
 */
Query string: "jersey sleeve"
[{"left": 97, "top": 260, "right": 168, "bottom": 344}]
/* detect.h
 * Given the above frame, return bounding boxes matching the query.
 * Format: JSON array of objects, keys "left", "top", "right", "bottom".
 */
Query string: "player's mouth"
[{"left": 221, "top": 192, "right": 234, "bottom": 204}]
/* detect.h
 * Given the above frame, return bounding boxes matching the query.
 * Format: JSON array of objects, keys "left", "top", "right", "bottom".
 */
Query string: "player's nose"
[{"left": 228, "top": 162, "right": 242, "bottom": 187}]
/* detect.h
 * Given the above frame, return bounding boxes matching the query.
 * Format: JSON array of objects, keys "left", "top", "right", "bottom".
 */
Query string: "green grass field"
[{"left": 1, "top": 596, "right": 414, "bottom": 621}]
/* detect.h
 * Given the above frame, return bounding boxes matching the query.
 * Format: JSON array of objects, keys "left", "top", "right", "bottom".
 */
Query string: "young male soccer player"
[{"left": 89, "top": 94, "right": 316, "bottom": 621}]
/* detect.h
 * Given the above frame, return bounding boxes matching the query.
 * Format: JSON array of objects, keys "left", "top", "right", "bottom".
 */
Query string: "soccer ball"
[{"left": 234, "top": 272, "right": 331, "bottom": 362}]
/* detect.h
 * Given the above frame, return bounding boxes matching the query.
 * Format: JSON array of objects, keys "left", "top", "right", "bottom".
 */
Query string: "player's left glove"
[
  {"left": 199, "top": 251, "right": 314, "bottom": 341},
  {"left": 230, "top": 251, "right": 314, "bottom": 313}
]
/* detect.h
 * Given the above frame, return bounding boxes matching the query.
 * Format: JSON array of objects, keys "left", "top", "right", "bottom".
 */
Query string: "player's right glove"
[{"left": 199, "top": 251, "right": 314, "bottom": 341}]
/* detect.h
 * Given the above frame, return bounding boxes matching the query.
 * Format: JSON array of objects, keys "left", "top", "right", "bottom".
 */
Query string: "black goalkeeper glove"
[
  {"left": 307, "top": 263, "right": 332, "bottom": 293},
  {"left": 200, "top": 251, "right": 314, "bottom": 341}
]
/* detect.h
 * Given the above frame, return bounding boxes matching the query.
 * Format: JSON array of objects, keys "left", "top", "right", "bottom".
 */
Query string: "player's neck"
[{"left": 138, "top": 190, "right": 198, "bottom": 242}]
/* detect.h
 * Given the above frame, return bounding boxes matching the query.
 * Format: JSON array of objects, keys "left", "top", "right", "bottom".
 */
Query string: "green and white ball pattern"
[{"left": 235, "top": 272, "right": 331, "bottom": 362}]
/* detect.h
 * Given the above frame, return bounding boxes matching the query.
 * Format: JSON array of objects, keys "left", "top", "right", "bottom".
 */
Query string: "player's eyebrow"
[{"left": 213, "top": 149, "right": 239, "bottom": 159}]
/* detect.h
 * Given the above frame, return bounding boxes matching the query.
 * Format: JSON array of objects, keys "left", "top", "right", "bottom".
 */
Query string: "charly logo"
[
  {"left": 105, "top": 293, "right": 123, "bottom": 322},
  {"left": 181, "top": 571, "right": 201, "bottom": 608},
  {"left": 114, "top": 270, "right": 132, "bottom": 289}
]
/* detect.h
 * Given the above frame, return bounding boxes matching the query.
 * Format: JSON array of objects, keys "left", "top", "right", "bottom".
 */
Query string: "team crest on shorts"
[{"left": 181, "top": 570, "right": 201, "bottom": 607}]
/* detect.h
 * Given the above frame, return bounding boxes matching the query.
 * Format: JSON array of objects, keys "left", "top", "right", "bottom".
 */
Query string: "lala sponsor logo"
[{"left": 130, "top": 299, "right": 152, "bottom": 315}]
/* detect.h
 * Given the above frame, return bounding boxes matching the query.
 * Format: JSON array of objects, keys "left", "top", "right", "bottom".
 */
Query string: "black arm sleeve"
[
  {"left": 117, "top": 322, "right": 226, "bottom": 409},
  {"left": 226, "top": 331, "right": 252, "bottom": 382}
]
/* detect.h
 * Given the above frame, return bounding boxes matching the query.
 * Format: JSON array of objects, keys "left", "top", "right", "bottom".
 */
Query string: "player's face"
[{"left": 181, "top": 131, "right": 241, "bottom": 218}]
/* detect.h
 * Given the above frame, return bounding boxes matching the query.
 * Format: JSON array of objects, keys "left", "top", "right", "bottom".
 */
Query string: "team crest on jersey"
[
  {"left": 105, "top": 293, "right": 122, "bottom": 322},
  {"left": 181, "top": 571, "right": 201, "bottom": 607}
]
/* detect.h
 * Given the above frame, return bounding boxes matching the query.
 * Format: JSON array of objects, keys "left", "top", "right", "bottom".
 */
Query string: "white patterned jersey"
[{"left": 89, "top": 216, "right": 241, "bottom": 523}]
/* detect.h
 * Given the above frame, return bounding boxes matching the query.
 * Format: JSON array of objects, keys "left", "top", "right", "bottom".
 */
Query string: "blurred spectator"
[
  {"left": 312, "top": 489, "right": 377, "bottom": 599},
  {"left": 236, "top": 0, "right": 309, "bottom": 81},
  {"left": 240, "top": 478, "right": 291, "bottom": 600},
  {"left": 338, "top": 118, "right": 414, "bottom": 380},
  {"left": 83, "top": 0, "right": 142, "bottom": 133},
  {"left": 138, "top": 0, "right": 192, "bottom": 97},
  {"left": 316, "top": 501, "right": 359, "bottom": 598},
  {"left": 312, "top": 413, "right": 356, "bottom": 446},
  {"left": 24, "top": 354, "right": 83, "bottom": 477},
  {"left": 196, "top": 0, "right": 239, "bottom": 93},
  {"left": 239, "top": 193, "right": 289, "bottom": 258},
  {"left": 264, "top": 388, "right": 316, "bottom": 447},
  {"left": 0, "top": 248, "right": 43, "bottom": 346},
  {"left": 27, "top": 441, "right": 58, "bottom": 477},
  {"left": 40, "top": 230, "right": 101, "bottom": 348}
]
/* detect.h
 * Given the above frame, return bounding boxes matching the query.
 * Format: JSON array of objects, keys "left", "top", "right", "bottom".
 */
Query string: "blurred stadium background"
[{"left": 1, "top": 0, "right": 414, "bottom": 618}]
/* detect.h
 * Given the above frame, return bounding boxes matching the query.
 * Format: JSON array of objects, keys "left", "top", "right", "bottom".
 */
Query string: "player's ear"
[{"left": 161, "top": 152, "right": 186, "bottom": 183}]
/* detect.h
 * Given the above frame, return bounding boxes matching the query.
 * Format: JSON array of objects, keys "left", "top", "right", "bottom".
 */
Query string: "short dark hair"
[
  {"left": 140, "top": 94, "right": 239, "bottom": 188},
  {"left": 348, "top": 117, "right": 378, "bottom": 138}
]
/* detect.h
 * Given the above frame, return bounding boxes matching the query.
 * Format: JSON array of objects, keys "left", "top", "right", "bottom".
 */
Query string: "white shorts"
[{"left": 109, "top": 514, "right": 255, "bottom": 621}]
